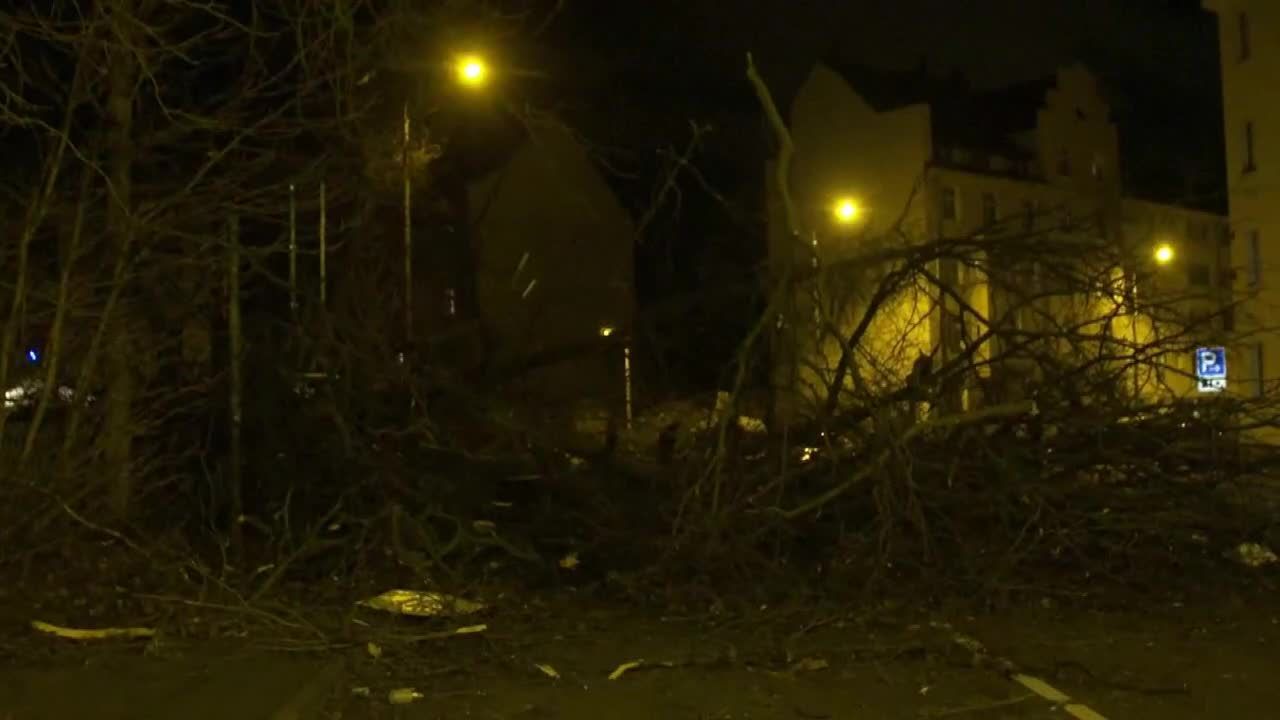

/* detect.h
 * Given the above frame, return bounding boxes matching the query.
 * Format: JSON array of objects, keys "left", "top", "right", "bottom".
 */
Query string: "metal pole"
[
  {"left": 319, "top": 181, "right": 327, "bottom": 307},
  {"left": 624, "top": 343, "right": 633, "bottom": 429},
  {"left": 227, "top": 213, "right": 244, "bottom": 555},
  {"left": 288, "top": 183, "right": 297, "bottom": 313},
  {"left": 403, "top": 101, "right": 413, "bottom": 343},
  {"left": 1130, "top": 270, "right": 1139, "bottom": 399}
]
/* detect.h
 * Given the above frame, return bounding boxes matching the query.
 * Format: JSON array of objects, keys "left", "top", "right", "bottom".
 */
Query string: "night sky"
[
  {"left": 546, "top": 0, "right": 1223, "bottom": 210},
  {"left": 529, "top": 0, "right": 1226, "bottom": 385}
]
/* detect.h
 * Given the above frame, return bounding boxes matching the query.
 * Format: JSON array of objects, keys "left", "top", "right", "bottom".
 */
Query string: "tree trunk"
[{"left": 104, "top": 0, "right": 138, "bottom": 518}]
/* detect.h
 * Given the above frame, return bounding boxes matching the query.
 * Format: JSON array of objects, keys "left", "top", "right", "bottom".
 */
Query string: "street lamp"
[
  {"left": 453, "top": 53, "right": 489, "bottom": 88},
  {"left": 403, "top": 51, "right": 493, "bottom": 345},
  {"left": 1153, "top": 242, "right": 1174, "bottom": 265},
  {"left": 832, "top": 197, "right": 862, "bottom": 225}
]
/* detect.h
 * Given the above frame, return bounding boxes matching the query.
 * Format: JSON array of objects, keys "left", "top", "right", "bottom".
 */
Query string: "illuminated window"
[
  {"left": 1245, "top": 121, "right": 1257, "bottom": 173},
  {"left": 941, "top": 187, "right": 957, "bottom": 221},
  {"left": 1249, "top": 229, "right": 1262, "bottom": 287},
  {"left": 1240, "top": 12, "right": 1251, "bottom": 61}
]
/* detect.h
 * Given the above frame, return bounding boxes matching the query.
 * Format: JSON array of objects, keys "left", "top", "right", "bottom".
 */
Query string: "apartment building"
[
  {"left": 1205, "top": 1, "right": 1279, "bottom": 433},
  {"left": 768, "top": 61, "right": 1231, "bottom": 421}
]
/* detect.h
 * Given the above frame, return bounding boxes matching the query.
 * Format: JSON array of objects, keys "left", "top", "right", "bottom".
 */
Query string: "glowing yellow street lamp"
[
  {"left": 832, "top": 197, "right": 862, "bottom": 225},
  {"left": 1153, "top": 242, "right": 1174, "bottom": 265},
  {"left": 453, "top": 53, "right": 489, "bottom": 88}
]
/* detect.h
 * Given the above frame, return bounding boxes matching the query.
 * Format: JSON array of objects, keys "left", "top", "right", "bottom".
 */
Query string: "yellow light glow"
[
  {"left": 599, "top": 326, "right": 615, "bottom": 338},
  {"left": 832, "top": 198, "right": 861, "bottom": 224},
  {"left": 454, "top": 54, "right": 488, "bottom": 87},
  {"left": 1153, "top": 243, "right": 1174, "bottom": 265}
]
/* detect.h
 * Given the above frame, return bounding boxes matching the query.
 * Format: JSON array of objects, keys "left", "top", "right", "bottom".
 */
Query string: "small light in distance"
[
  {"left": 26, "top": 349, "right": 38, "bottom": 363},
  {"left": 1153, "top": 243, "right": 1174, "bottom": 265},
  {"left": 599, "top": 326, "right": 615, "bottom": 338}
]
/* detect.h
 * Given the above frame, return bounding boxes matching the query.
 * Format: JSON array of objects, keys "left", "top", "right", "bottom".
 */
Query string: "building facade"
[
  {"left": 1205, "top": 1, "right": 1279, "bottom": 434},
  {"left": 769, "top": 62, "right": 1231, "bottom": 421},
  {"left": 469, "top": 123, "right": 636, "bottom": 430}
]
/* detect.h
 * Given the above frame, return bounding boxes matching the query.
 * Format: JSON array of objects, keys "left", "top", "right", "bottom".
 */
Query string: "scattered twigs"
[
  {"left": 250, "top": 495, "right": 348, "bottom": 602},
  {"left": 779, "top": 401, "right": 1034, "bottom": 520},
  {"left": 134, "top": 593, "right": 328, "bottom": 642}
]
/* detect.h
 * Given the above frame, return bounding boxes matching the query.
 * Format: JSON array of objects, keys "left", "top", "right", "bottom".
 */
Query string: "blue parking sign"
[
  {"left": 1196, "top": 347, "right": 1226, "bottom": 379},
  {"left": 1195, "top": 346, "right": 1226, "bottom": 392}
]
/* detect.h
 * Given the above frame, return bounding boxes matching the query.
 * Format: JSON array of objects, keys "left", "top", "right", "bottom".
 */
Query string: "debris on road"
[
  {"left": 358, "top": 589, "right": 485, "bottom": 617},
  {"left": 608, "top": 659, "right": 644, "bottom": 680},
  {"left": 400, "top": 624, "right": 489, "bottom": 643},
  {"left": 1234, "top": 542, "right": 1278, "bottom": 568},
  {"left": 387, "top": 687, "right": 424, "bottom": 705},
  {"left": 789, "top": 657, "right": 829, "bottom": 673},
  {"left": 534, "top": 663, "right": 560, "bottom": 679},
  {"left": 30, "top": 620, "right": 156, "bottom": 641}
]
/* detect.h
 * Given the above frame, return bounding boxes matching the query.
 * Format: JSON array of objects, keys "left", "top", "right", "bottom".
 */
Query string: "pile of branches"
[{"left": 647, "top": 389, "right": 1280, "bottom": 605}]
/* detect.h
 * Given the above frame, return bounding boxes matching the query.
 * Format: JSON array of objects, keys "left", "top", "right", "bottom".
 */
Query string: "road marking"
[
  {"left": 934, "top": 623, "right": 1110, "bottom": 720},
  {"left": 1013, "top": 674, "right": 1110, "bottom": 719},
  {"left": 1012, "top": 673, "right": 1071, "bottom": 703},
  {"left": 1064, "top": 703, "right": 1109, "bottom": 720}
]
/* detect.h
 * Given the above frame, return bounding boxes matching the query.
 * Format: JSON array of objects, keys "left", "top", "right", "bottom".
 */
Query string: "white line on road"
[{"left": 933, "top": 622, "right": 1111, "bottom": 720}]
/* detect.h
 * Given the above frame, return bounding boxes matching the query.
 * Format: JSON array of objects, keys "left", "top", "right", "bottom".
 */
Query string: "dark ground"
[{"left": 2, "top": 584, "right": 1278, "bottom": 719}]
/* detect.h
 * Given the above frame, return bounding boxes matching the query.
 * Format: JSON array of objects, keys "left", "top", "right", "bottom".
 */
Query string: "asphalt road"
[{"left": 3, "top": 601, "right": 1277, "bottom": 719}]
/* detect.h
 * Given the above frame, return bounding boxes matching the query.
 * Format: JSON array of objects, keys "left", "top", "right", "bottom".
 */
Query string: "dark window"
[
  {"left": 941, "top": 187, "right": 957, "bottom": 221},
  {"left": 1245, "top": 121, "right": 1257, "bottom": 173},
  {"left": 1240, "top": 12, "right": 1252, "bottom": 61},
  {"left": 981, "top": 192, "right": 997, "bottom": 225},
  {"left": 1022, "top": 200, "right": 1036, "bottom": 231},
  {"left": 1188, "top": 262, "right": 1211, "bottom": 286},
  {"left": 1058, "top": 150, "right": 1071, "bottom": 176},
  {"left": 1249, "top": 229, "right": 1262, "bottom": 287},
  {"left": 1223, "top": 304, "right": 1236, "bottom": 332},
  {"left": 1255, "top": 343, "right": 1266, "bottom": 397}
]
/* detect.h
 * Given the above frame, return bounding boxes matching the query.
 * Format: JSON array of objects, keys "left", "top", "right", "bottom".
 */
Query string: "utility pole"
[
  {"left": 319, "top": 181, "right": 328, "bottom": 307},
  {"left": 288, "top": 183, "right": 298, "bottom": 313},
  {"left": 227, "top": 213, "right": 244, "bottom": 557},
  {"left": 403, "top": 101, "right": 413, "bottom": 345}
]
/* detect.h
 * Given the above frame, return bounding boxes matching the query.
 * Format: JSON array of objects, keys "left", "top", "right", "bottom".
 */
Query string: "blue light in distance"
[{"left": 26, "top": 349, "right": 39, "bottom": 363}]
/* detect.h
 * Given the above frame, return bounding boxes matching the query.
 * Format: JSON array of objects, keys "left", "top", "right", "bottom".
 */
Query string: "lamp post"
[
  {"left": 1131, "top": 241, "right": 1174, "bottom": 399},
  {"left": 403, "top": 51, "right": 490, "bottom": 345},
  {"left": 599, "top": 325, "right": 632, "bottom": 429}
]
